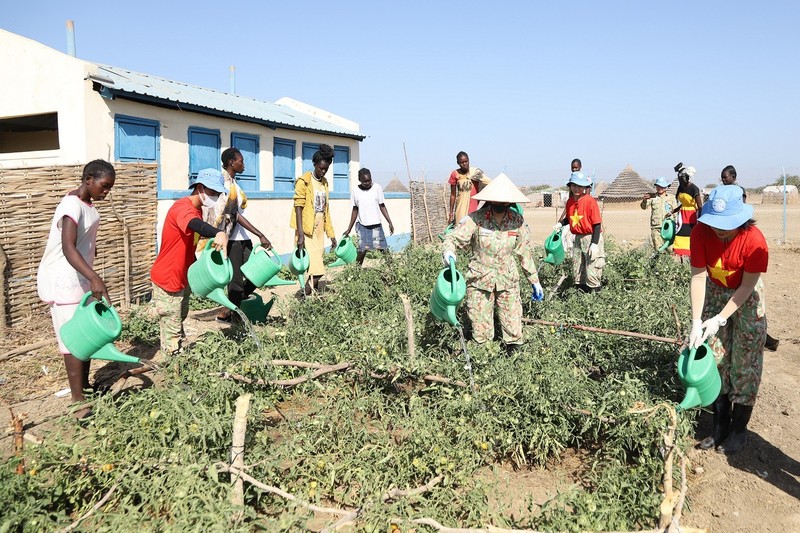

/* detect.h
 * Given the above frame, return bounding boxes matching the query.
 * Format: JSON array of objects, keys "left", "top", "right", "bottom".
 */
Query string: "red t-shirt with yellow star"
[
  {"left": 689, "top": 223, "right": 768, "bottom": 289},
  {"left": 565, "top": 194, "right": 602, "bottom": 235}
]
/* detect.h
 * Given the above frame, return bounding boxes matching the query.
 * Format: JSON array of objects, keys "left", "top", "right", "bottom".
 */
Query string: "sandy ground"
[{"left": 1, "top": 247, "right": 798, "bottom": 532}]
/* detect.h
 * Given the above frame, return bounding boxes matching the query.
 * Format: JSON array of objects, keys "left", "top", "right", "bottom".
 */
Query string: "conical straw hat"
[{"left": 472, "top": 173, "right": 530, "bottom": 203}]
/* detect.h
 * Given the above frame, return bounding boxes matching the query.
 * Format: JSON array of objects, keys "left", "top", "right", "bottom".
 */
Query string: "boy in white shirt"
[{"left": 343, "top": 168, "right": 395, "bottom": 266}]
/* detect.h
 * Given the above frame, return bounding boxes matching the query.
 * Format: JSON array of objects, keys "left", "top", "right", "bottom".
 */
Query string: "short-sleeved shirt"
[
  {"left": 151, "top": 196, "right": 202, "bottom": 292},
  {"left": 565, "top": 194, "right": 602, "bottom": 235},
  {"left": 641, "top": 194, "right": 673, "bottom": 227},
  {"left": 690, "top": 223, "right": 768, "bottom": 289},
  {"left": 37, "top": 194, "right": 100, "bottom": 304},
  {"left": 448, "top": 168, "right": 491, "bottom": 221},
  {"left": 351, "top": 183, "right": 386, "bottom": 226},
  {"left": 227, "top": 181, "right": 249, "bottom": 241}
]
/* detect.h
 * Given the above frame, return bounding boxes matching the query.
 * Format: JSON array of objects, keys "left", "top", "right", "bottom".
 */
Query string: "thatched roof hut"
[
  {"left": 385, "top": 176, "right": 409, "bottom": 193},
  {"left": 598, "top": 165, "right": 653, "bottom": 202}
]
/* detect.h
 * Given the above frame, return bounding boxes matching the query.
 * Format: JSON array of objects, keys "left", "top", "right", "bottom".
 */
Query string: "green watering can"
[
  {"left": 239, "top": 293, "right": 275, "bottom": 324},
  {"left": 329, "top": 236, "right": 358, "bottom": 267},
  {"left": 437, "top": 223, "right": 455, "bottom": 242},
  {"left": 289, "top": 246, "right": 310, "bottom": 288},
  {"left": 60, "top": 292, "right": 142, "bottom": 364},
  {"left": 188, "top": 238, "right": 236, "bottom": 310},
  {"left": 429, "top": 259, "right": 467, "bottom": 326},
  {"left": 658, "top": 218, "right": 676, "bottom": 252},
  {"left": 543, "top": 228, "right": 565, "bottom": 265},
  {"left": 676, "top": 342, "right": 721, "bottom": 410},
  {"left": 241, "top": 245, "right": 283, "bottom": 288}
]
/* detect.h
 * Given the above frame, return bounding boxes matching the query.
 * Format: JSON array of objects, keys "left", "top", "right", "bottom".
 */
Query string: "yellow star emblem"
[
  {"left": 708, "top": 258, "right": 735, "bottom": 287},
  {"left": 570, "top": 212, "right": 584, "bottom": 227}
]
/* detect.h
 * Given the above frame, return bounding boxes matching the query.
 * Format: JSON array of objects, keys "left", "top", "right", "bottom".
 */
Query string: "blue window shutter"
[
  {"left": 114, "top": 114, "right": 161, "bottom": 188},
  {"left": 231, "top": 133, "right": 259, "bottom": 192},
  {"left": 333, "top": 145, "right": 350, "bottom": 194},
  {"left": 188, "top": 127, "right": 221, "bottom": 184},
  {"left": 273, "top": 138, "right": 296, "bottom": 192},
  {"left": 301, "top": 143, "right": 319, "bottom": 175}
]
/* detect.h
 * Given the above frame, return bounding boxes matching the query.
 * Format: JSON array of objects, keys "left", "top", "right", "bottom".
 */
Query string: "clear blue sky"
[{"left": 4, "top": 1, "right": 799, "bottom": 187}]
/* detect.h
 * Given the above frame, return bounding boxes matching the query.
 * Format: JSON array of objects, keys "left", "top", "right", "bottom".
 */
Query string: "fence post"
[{"left": 0, "top": 243, "right": 7, "bottom": 328}]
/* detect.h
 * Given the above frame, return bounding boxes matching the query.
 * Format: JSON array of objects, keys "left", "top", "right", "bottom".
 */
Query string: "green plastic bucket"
[
  {"left": 60, "top": 292, "right": 140, "bottom": 364},
  {"left": 241, "top": 245, "right": 283, "bottom": 288},
  {"left": 188, "top": 238, "right": 235, "bottom": 310},
  {"left": 677, "top": 342, "right": 721, "bottom": 410}
]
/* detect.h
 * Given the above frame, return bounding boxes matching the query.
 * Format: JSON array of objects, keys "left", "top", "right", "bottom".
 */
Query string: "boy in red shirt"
[
  {"left": 555, "top": 172, "right": 605, "bottom": 292},
  {"left": 150, "top": 169, "right": 229, "bottom": 356},
  {"left": 689, "top": 184, "right": 768, "bottom": 454}
]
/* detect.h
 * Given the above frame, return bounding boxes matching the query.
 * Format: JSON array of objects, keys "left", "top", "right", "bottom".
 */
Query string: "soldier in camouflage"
[
  {"left": 640, "top": 176, "right": 674, "bottom": 251},
  {"left": 442, "top": 174, "right": 543, "bottom": 352}
]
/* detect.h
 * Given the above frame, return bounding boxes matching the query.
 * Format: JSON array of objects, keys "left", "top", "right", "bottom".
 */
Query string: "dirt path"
[{"left": 2, "top": 251, "right": 798, "bottom": 531}]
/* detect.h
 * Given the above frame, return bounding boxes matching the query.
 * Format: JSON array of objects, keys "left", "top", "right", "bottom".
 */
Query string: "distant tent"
[
  {"left": 598, "top": 165, "right": 653, "bottom": 202},
  {"left": 385, "top": 176, "right": 409, "bottom": 193}
]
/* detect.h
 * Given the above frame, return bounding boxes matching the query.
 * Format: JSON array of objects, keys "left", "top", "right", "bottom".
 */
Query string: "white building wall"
[{"left": 0, "top": 30, "right": 92, "bottom": 167}]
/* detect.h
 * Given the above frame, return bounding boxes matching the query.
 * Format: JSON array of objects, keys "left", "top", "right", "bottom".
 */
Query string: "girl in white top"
[
  {"left": 343, "top": 168, "right": 395, "bottom": 266},
  {"left": 37, "top": 160, "right": 116, "bottom": 418}
]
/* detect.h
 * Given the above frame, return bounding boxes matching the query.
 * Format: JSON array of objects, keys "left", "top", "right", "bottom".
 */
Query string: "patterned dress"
[
  {"left": 448, "top": 167, "right": 491, "bottom": 222},
  {"left": 443, "top": 207, "right": 540, "bottom": 345},
  {"left": 674, "top": 182, "right": 700, "bottom": 257}
]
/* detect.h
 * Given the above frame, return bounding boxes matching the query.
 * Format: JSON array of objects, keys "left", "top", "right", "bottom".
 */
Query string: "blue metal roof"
[{"left": 91, "top": 65, "right": 364, "bottom": 140}]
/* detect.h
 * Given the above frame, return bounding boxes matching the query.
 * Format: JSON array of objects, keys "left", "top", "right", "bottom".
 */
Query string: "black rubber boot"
[
  {"left": 717, "top": 403, "right": 753, "bottom": 454},
  {"left": 698, "top": 394, "right": 730, "bottom": 450},
  {"left": 764, "top": 334, "right": 779, "bottom": 352},
  {"left": 505, "top": 343, "right": 522, "bottom": 355}
]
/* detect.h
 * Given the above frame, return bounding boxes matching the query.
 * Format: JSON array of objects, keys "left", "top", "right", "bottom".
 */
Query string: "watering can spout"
[
  {"left": 93, "top": 343, "right": 141, "bottom": 364},
  {"left": 679, "top": 387, "right": 702, "bottom": 411},
  {"left": 207, "top": 288, "right": 237, "bottom": 310}
]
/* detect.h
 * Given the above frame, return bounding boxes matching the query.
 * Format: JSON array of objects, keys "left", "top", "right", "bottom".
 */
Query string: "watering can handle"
[
  {"left": 266, "top": 247, "right": 282, "bottom": 264},
  {"left": 78, "top": 291, "right": 112, "bottom": 308},
  {"left": 203, "top": 237, "right": 216, "bottom": 251}
]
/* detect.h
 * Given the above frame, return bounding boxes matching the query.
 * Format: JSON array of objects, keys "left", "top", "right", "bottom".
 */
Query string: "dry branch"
[
  {"left": 0, "top": 340, "right": 53, "bottom": 362},
  {"left": 214, "top": 463, "right": 353, "bottom": 516},
  {"left": 398, "top": 517, "right": 707, "bottom": 533},
  {"left": 230, "top": 394, "right": 252, "bottom": 514},
  {"left": 382, "top": 474, "right": 443, "bottom": 501},
  {"left": 9, "top": 408, "right": 25, "bottom": 474},
  {"left": 423, "top": 375, "right": 468, "bottom": 388},
  {"left": 522, "top": 318, "right": 682, "bottom": 344},
  {"left": 399, "top": 293, "right": 416, "bottom": 360},
  {"left": 57, "top": 479, "right": 121, "bottom": 533}
]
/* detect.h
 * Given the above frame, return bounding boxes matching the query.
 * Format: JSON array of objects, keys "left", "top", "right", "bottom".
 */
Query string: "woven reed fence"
[
  {"left": 409, "top": 180, "right": 449, "bottom": 244},
  {"left": 0, "top": 163, "right": 158, "bottom": 326}
]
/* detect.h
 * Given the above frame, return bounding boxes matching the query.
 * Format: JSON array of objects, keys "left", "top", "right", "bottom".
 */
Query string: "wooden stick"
[
  {"left": 9, "top": 408, "right": 24, "bottom": 474},
  {"left": 230, "top": 394, "right": 252, "bottom": 516},
  {"left": 423, "top": 375, "right": 468, "bottom": 388},
  {"left": 522, "top": 318, "right": 681, "bottom": 344},
  {"left": 214, "top": 463, "right": 353, "bottom": 516},
  {"left": 403, "top": 143, "right": 416, "bottom": 242},
  {"left": 382, "top": 474, "right": 443, "bottom": 501},
  {"left": 0, "top": 339, "right": 53, "bottom": 362},
  {"left": 422, "top": 177, "right": 434, "bottom": 242},
  {"left": 399, "top": 517, "right": 707, "bottom": 533},
  {"left": 670, "top": 304, "right": 683, "bottom": 341},
  {"left": 399, "top": 294, "right": 416, "bottom": 360},
  {"left": 57, "top": 480, "right": 120, "bottom": 533}
]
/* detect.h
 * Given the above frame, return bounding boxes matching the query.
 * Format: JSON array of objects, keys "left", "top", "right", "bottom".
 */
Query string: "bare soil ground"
[{"left": 2, "top": 246, "right": 798, "bottom": 532}]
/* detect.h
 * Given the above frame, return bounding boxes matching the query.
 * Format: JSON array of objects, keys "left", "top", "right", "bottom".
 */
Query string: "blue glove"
[{"left": 531, "top": 282, "right": 544, "bottom": 301}]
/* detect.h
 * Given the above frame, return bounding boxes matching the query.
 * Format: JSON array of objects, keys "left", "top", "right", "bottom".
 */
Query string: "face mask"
[
  {"left": 490, "top": 203, "right": 509, "bottom": 214},
  {"left": 200, "top": 191, "right": 220, "bottom": 208}
]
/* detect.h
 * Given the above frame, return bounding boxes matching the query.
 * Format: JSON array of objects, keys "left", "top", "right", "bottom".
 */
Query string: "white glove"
[
  {"left": 531, "top": 283, "right": 544, "bottom": 301},
  {"left": 688, "top": 319, "right": 703, "bottom": 349},
  {"left": 553, "top": 222, "right": 564, "bottom": 233},
  {"left": 588, "top": 243, "right": 600, "bottom": 261},
  {"left": 700, "top": 315, "right": 726, "bottom": 345},
  {"left": 442, "top": 250, "right": 457, "bottom": 267}
]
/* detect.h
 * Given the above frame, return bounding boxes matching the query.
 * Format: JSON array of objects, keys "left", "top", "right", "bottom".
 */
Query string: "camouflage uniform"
[
  {"left": 571, "top": 233, "right": 605, "bottom": 289},
  {"left": 703, "top": 278, "right": 766, "bottom": 406},
  {"left": 640, "top": 194, "right": 673, "bottom": 250},
  {"left": 152, "top": 282, "right": 191, "bottom": 354},
  {"left": 443, "top": 207, "right": 539, "bottom": 345}
]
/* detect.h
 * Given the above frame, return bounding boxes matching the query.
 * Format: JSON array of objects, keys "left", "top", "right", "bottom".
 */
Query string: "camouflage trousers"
[
  {"left": 650, "top": 226, "right": 668, "bottom": 251},
  {"left": 571, "top": 233, "right": 605, "bottom": 289},
  {"left": 466, "top": 285, "right": 523, "bottom": 345},
  {"left": 152, "top": 283, "right": 191, "bottom": 354},
  {"left": 704, "top": 278, "right": 767, "bottom": 406}
]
